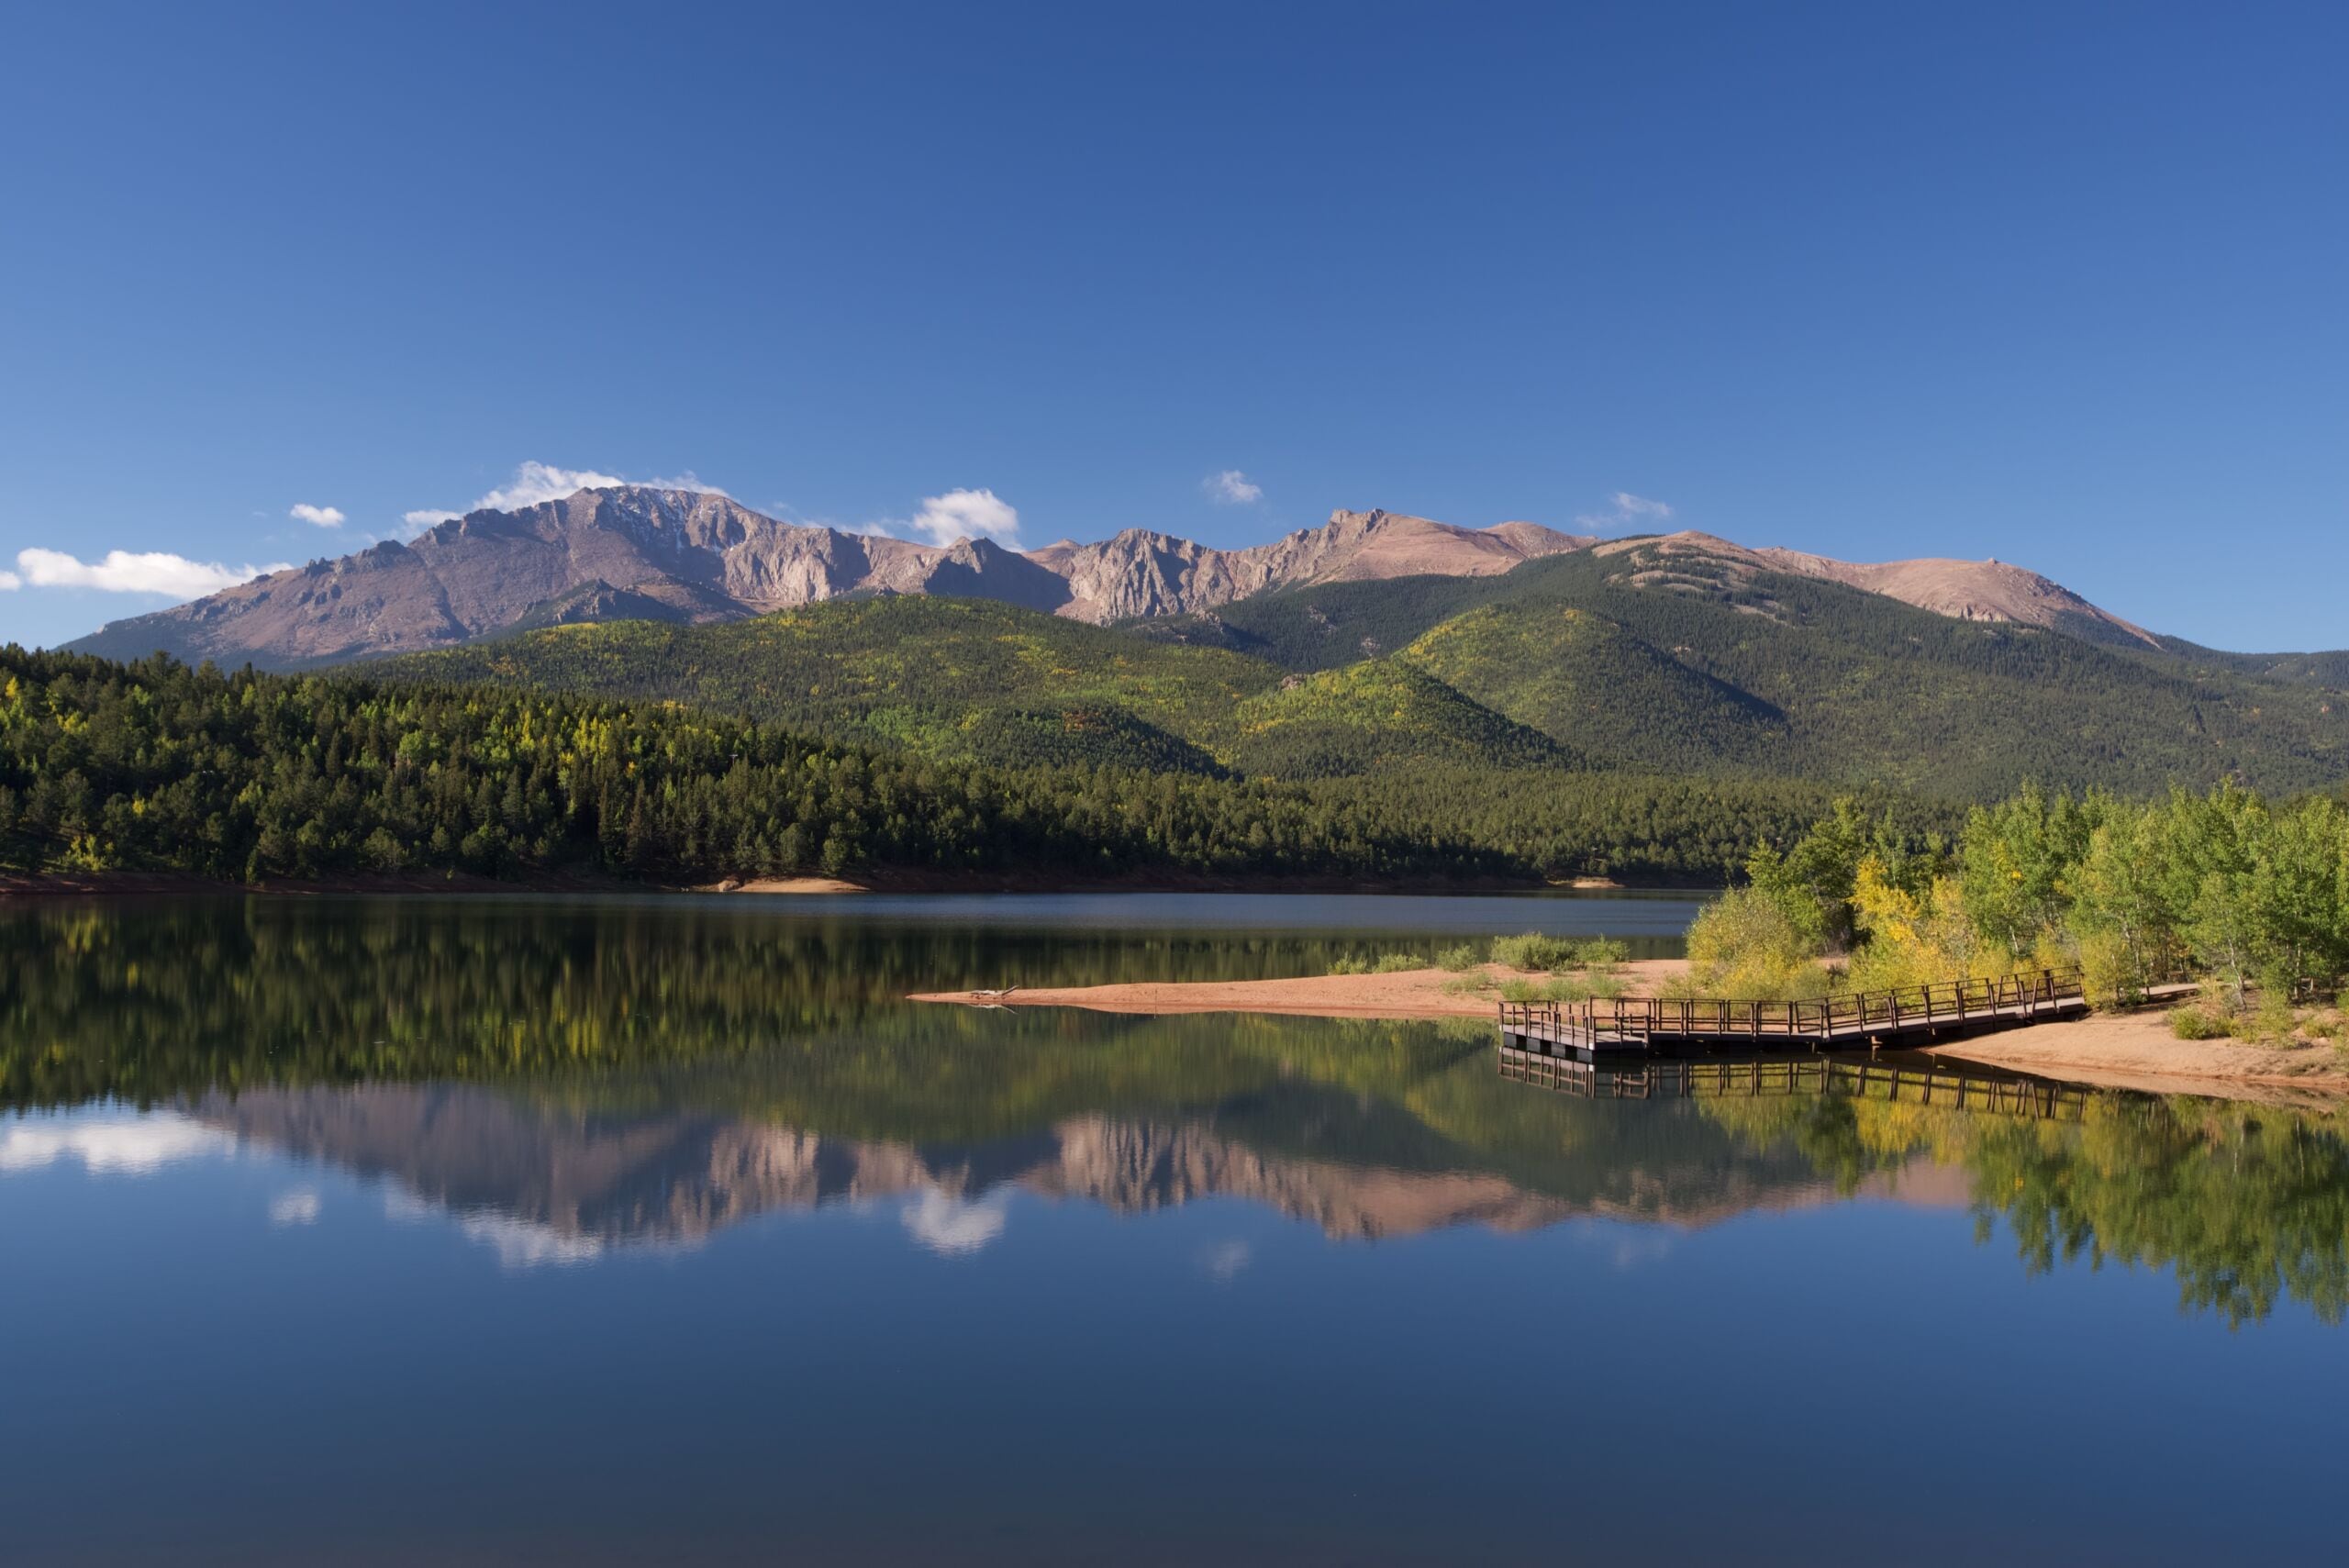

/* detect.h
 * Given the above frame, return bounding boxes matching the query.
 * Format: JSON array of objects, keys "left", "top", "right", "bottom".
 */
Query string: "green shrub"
[
  {"left": 1492, "top": 932, "right": 1577, "bottom": 972},
  {"left": 1329, "top": 954, "right": 1368, "bottom": 976},
  {"left": 2249, "top": 973, "right": 2299, "bottom": 1044},
  {"left": 1538, "top": 976, "right": 1592, "bottom": 1002},
  {"left": 1573, "top": 937, "right": 1630, "bottom": 971},
  {"left": 1371, "top": 952, "right": 1424, "bottom": 974},
  {"left": 1435, "top": 943, "right": 1483, "bottom": 973},
  {"left": 2169, "top": 1005, "right": 2230, "bottom": 1040},
  {"left": 1498, "top": 977, "right": 1544, "bottom": 1003},
  {"left": 1441, "top": 973, "right": 1497, "bottom": 997}
]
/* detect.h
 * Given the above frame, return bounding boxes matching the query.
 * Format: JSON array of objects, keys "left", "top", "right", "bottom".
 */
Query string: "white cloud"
[
  {"left": 1575, "top": 492, "right": 1675, "bottom": 531},
  {"left": 1202, "top": 1240, "right": 1252, "bottom": 1283},
  {"left": 1204, "top": 470, "right": 1263, "bottom": 505},
  {"left": 470, "top": 461, "right": 629, "bottom": 513},
  {"left": 645, "top": 471, "right": 729, "bottom": 498},
  {"left": 1559, "top": 1217, "right": 1678, "bottom": 1270},
  {"left": 0, "top": 570, "right": 18, "bottom": 591},
  {"left": 0, "top": 1112, "right": 238, "bottom": 1174},
  {"left": 269, "top": 1188, "right": 322, "bottom": 1226},
  {"left": 288, "top": 503, "right": 345, "bottom": 528},
  {"left": 901, "top": 1189, "right": 1009, "bottom": 1255},
  {"left": 380, "top": 1185, "right": 607, "bottom": 1267},
  {"left": 12, "top": 548, "right": 290, "bottom": 598},
  {"left": 457, "top": 1210, "right": 607, "bottom": 1269},
  {"left": 382, "top": 1188, "right": 436, "bottom": 1223},
  {"left": 395, "top": 462, "right": 731, "bottom": 538},
  {"left": 898, "top": 487, "right": 1021, "bottom": 549}
]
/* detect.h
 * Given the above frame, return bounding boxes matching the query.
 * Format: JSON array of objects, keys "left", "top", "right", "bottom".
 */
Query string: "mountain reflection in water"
[
  {"left": 187, "top": 1082, "right": 1949, "bottom": 1262},
  {"left": 5, "top": 895, "right": 2349, "bottom": 1327}
]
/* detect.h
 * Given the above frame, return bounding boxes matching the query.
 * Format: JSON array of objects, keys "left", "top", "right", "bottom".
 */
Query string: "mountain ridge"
[
  {"left": 61, "top": 484, "right": 2200, "bottom": 670},
  {"left": 375, "top": 577, "right": 2349, "bottom": 797},
  {"left": 1593, "top": 530, "right": 2158, "bottom": 650},
  {"left": 63, "top": 491, "right": 1586, "bottom": 668}
]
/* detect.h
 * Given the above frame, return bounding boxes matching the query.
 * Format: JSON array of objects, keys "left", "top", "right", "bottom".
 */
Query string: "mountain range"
[
  {"left": 56, "top": 483, "right": 2346, "bottom": 799},
  {"left": 383, "top": 550, "right": 2346, "bottom": 799},
  {"left": 67, "top": 484, "right": 2166, "bottom": 669}
]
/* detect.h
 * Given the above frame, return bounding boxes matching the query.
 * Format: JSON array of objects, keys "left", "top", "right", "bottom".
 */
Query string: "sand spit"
[
  {"left": 915, "top": 966, "right": 2348, "bottom": 1102},
  {"left": 911, "top": 962, "right": 1688, "bottom": 1021}
]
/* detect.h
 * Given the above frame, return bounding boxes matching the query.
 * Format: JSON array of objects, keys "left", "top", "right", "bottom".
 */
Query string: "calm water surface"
[{"left": 4, "top": 894, "right": 2345, "bottom": 1565}]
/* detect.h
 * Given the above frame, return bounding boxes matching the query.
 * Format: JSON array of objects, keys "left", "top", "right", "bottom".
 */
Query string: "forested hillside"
[
  {"left": 1225, "top": 661, "right": 1575, "bottom": 777},
  {"left": 0, "top": 648, "right": 1886, "bottom": 887},
  {"left": 2150, "top": 639, "right": 2349, "bottom": 689},
  {"left": 13, "top": 533, "right": 2341, "bottom": 895},
  {"left": 1398, "top": 603, "right": 1783, "bottom": 773},
  {"left": 380, "top": 563, "right": 2346, "bottom": 799},
  {"left": 393, "top": 597, "right": 1274, "bottom": 773},
  {"left": 1136, "top": 542, "right": 2349, "bottom": 796},
  {"left": 378, "top": 597, "right": 1578, "bottom": 780}
]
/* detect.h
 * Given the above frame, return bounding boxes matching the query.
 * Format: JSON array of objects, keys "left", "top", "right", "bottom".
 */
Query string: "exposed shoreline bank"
[{"left": 911, "top": 965, "right": 2349, "bottom": 1104}]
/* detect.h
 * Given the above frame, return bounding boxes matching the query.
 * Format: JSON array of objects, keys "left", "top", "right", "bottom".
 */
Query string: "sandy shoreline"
[
  {"left": 910, "top": 962, "right": 1693, "bottom": 1021},
  {"left": 911, "top": 964, "right": 2349, "bottom": 1102},
  {"left": 1920, "top": 1015, "right": 2349, "bottom": 1103}
]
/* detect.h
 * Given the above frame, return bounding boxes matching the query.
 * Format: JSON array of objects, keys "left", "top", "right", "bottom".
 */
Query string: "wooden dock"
[
  {"left": 1497, "top": 1051, "right": 2091, "bottom": 1121},
  {"left": 1497, "top": 967, "right": 2090, "bottom": 1059}
]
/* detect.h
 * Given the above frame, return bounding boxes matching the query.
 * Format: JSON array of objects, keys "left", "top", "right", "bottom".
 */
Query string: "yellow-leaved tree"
[
  {"left": 1842, "top": 858, "right": 2015, "bottom": 994},
  {"left": 1680, "top": 886, "right": 1831, "bottom": 1001}
]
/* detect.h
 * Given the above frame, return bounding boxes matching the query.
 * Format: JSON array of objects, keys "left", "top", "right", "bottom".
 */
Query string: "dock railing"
[
  {"left": 1497, "top": 1053, "right": 2093, "bottom": 1121},
  {"left": 1498, "top": 966, "right": 2087, "bottom": 1050}
]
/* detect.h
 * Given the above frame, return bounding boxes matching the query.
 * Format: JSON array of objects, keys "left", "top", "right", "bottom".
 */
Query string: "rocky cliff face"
[
  {"left": 1039, "top": 511, "right": 1591, "bottom": 622},
  {"left": 69, "top": 489, "right": 934, "bottom": 667},
  {"left": 64, "top": 490, "right": 1598, "bottom": 667}
]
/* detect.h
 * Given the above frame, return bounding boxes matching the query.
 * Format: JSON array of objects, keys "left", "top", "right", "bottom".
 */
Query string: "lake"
[{"left": 4, "top": 893, "right": 2345, "bottom": 1565}]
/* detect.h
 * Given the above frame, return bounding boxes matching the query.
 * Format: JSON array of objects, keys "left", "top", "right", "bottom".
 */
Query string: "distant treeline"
[{"left": 0, "top": 649, "right": 1897, "bottom": 887}]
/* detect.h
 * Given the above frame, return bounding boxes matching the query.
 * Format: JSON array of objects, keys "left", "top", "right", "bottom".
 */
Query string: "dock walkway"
[{"left": 1498, "top": 968, "right": 2092, "bottom": 1059}]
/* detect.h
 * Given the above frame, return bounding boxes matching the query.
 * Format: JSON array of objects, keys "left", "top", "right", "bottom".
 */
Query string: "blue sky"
[{"left": 1, "top": 0, "right": 2340, "bottom": 651}]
